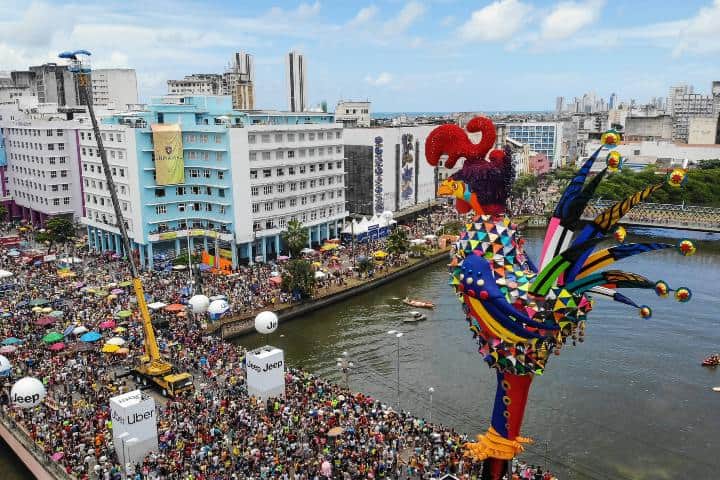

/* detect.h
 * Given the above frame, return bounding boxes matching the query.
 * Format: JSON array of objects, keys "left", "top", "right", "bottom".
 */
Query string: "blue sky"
[{"left": 2, "top": 0, "right": 720, "bottom": 111}]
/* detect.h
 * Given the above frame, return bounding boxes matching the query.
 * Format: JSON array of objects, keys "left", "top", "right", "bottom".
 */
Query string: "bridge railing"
[{"left": 589, "top": 200, "right": 720, "bottom": 214}]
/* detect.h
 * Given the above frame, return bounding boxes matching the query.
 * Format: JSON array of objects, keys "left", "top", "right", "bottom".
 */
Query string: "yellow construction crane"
[{"left": 60, "top": 50, "right": 193, "bottom": 397}]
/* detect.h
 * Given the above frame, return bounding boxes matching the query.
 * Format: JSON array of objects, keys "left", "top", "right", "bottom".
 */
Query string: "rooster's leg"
[{"left": 466, "top": 371, "right": 534, "bottom": 479}]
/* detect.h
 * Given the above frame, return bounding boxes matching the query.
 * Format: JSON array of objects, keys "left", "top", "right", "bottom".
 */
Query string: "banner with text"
[
  {"left": 246, "top": 346, "right": 285, "bottom": 400},
  {"left": 151, "top": 123, "right": 184, "bottom": 185}
]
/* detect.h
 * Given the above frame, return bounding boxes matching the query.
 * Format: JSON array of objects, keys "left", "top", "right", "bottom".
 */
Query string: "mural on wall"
[
  {"left": 374, "top": 136, "right": 384, "bottom": 213},
  {"left": 399, "top": 133, "right": 415, "bottom": 209}
]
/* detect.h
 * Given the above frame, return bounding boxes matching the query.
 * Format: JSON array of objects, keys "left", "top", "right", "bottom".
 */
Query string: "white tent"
[{"left": 342, "top": 214, "right": 397, "bottom": 236}]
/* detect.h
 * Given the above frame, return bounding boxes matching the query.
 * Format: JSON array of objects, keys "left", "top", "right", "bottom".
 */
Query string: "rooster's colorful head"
[{"left": 438, "top": 178, "right": 475, "bottom": 214}]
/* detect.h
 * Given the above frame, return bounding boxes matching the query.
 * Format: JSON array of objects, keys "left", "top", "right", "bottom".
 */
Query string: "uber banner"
[
  {"left": 110, "top": 390, "right": 159, "bottom": 469},
  {"left": 246, "top": 346, "right": 285, "bottom": 400}
]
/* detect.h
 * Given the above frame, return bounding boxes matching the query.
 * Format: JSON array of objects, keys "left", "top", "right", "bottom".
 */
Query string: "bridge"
[{"left": 581, "top": 201, "right": 720, "bottom": 233}]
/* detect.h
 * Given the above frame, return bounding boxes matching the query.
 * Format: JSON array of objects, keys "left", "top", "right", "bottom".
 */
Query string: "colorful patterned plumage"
[{"left": 427, "top": 117, "right": 695, "bottom": 478}]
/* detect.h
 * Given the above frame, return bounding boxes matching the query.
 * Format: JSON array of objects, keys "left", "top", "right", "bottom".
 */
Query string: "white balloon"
[
  {"left": 0, "top": 355, "right": 10, "bottom": 375},
  {"left": 11, "top": 377, "right": 46, "bottom": 408},
  {"left": 207, "top": 299, "right": 230, "bottom": 320},
  {"left": 188, "top": 295, "right": 210, "bottom": 314},
  {"left": 255, "top": 311, "right": 279, "bottom": 334}
]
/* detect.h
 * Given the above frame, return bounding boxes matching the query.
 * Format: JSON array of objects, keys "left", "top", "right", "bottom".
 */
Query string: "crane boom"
[{"left": 76, "top": 73, "right": 164, "bottom": 366}]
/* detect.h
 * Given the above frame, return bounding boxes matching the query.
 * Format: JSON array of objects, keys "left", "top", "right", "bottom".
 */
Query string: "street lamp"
[
  {"left": 387, "top": 330, "right": 404, "bottom": 410},
  {"left": 428, "top": 386, "right": 435, "bottom": 423},
  {"left": 336, "top": 350, "right": 354, "bottom": 389}
]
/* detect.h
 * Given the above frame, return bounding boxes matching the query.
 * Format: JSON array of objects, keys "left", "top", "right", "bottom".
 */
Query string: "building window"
[
  {"left": 276, "top": 168, "right": 284, "bottom": 176},
  {"left": 191, "top": 186, "right": 201, "bottom": 195},
  {"left": 274, "top": 133, "right": 283, "bottom": 142},
  {"left": 203, "top": 170, "right": 211, "bottom": 178},
  {"left": 176, "top": 186, "right": 186, "bottom": 195},
  {"left": 50, "top": 171, "right": 57, "bottom": 178},
  {"left": 261, "top": 134, "right": 270, "bottom": 143},
  {"left": 53, "top": 198, "right": 60, "bottom": 206},
  {"left": 217, "top": 171, "right": 224, "bottom": 180},
  {"left": 290, "top": 182, "right": 297, "bottom": 191},
  {"left": 248, "top": 134, "right": 256, "bottom": 144},
  {"left": 262, "top": 152, "right": 271, "bottom": 160},
  {"left": 276, "top": 151, "right": 284, "bottom": 160},
  {"left": 287, "top": 133, "right": 295, "bottom": 142},
  {"left": 278, "top": 199, "right": 286, "bottom": 208},
  {"left": 214, "top": 135, "right": 222, "bottom": 144},
  {"left": 288, "top": 166, "right": 295, "bottom": 175},
  {"left": 216, "top": 152, "right": 224, "bottom": 161},
  {"left": 249, "top": 152, "right": 257, "bottom": 161},
  {"left": 263, "top": 169, "right": 271, "bottom": 178},
  {"left": 298, "top": 133, "right": 305, "bottom": 141},
  {"left": 264, "top": 202, "right": 273, "bottom": 211},
  {"left": 263, "top": 185, "right": 273, "bottom": 195},
  {"left": 277, "top": 183, "right": 285, "bottom": 193},
  {"left": 156, "top": 188, "right": 165, "bottom": 197},
  {"left": 318, "top": 132, "right": 324, "bottom": 140},
  {"left": 189, "top": 169, "right": 200, "bottom": 178},
  {"left": 250, "top": 169, "right": 258, "bottom": 179},
  {"left": 308, "top": 133, "right": 315, "bottom": 141},
  {"left": 63, "top": 197, "right": 70, "bottom": 205},
  {"left": 201, "top": 134, "right": 208, "bottom": 143},
  {"left": 156, "top": 205, "right": 167, "bottom": 214},
  {"left": 252, "top": 203, "right": 259, "bottom": 213},
  {"left": 178, "top": 203, "right": 186, "bottom": 212},
  {"left": 310, "top": 164, "right": 316, "bottom": 173},
  {"left": 251, "top": 186, "right": 259, "bottom": 196},
  {"left": 205, "top": 203, "right": 213, "bottom": 212},
  {"left": 290, "top": 198, "right": 296, "bottom": 207}
]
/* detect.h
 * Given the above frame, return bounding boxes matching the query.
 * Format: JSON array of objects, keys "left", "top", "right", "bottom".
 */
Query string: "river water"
[{"left": 3, "top": 228, "right": 719, "bottom": 479}]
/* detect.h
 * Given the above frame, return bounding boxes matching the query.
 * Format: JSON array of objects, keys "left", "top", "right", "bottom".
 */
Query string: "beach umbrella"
[
  {"left": 107, "top": 294, "right": 117, "bottom": 301},
  {"left": 147, "top": 302, "right": 167, "bottom": 310},
  {"left": 49, "top": 311, "right": 64, "bottom": 318},
  {"left": 95, "top": 290, "right": 109, "bottom": 297},
  {"left": 101, "top": 343, "right": 119, "bottom": 353},
  {"left": 111, "top": 288, "right": 124, "bottom": 295},
  {"left": 277, "top": 255, "right": 290, "bottom": 261},
  {"left": 42, "top": 332, "right": 64, "bottom": 344},
  {"left": 48, "top": 342, "right": 65, "bottom": 352},
  {"left": 80, "top": 332, "right": 102, "bottom": 343},
  {"left": 165, "top": 303, "right": 185, "bottom": 312},
  {"left": 0, "top": 270, "right": 13, "bottom": 279},
  {"left": 0, "top": 313, "right": 10, "bottom": 318},
  {"left": 15, "top": 301, "right": 28, "bottom": 308},
  {"left": 118, "top": 281, "right": 132, "bottom": 287},
  {"left": 99, "top": 320, "right": 116, "bottom": 329},
  {"left": 63, "top": 325, "right": 75, "bottom": 337},
  {"left": 72, "top": 326, "right": 88, "bottom": 335},
  {"left": 0, "top": 345, "right": 17, "bottom": 354},
  {"left": 0, "top": 355, "right": 10, "bottom": 375},
  {"left": 41, "top": 307, "right": 52, "bottom": 313},
  {"left": 106, "top": 282, "right": 118, "bottom": 288},
  {"left": 106, "top": 337, "right": 125, "bottom": 346},
  {"left": 116, "top": 310, "right": 132, "bottom": 319},
  {"left": 113, "top": 327, "right": 126, "bottom": 333},
  {"left": 51, "top": 452, "right": 64, "bottom": 462},
  {"left": 29, "top": 298, "right": 49, "bottom": 306},
  {"left": 2, "top": 337, "right": 22, "bottom": 346},
  {"left": 7, "top": 250, "right": 20, "bottom": 257},
  {"left": 327, "top": 426, "right": 344, "bottom": 437},
  {"left": 35, "top": 316, "right": 55, "bottom": 327},
  {"left": 115, "top": 347, "right": 130, "bottom": 355},
  {"left": 31, "top": 306, "right": 42, "bottom": 313}
]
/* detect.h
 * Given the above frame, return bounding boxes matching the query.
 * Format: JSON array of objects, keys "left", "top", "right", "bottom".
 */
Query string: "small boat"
[
  {"left": 407, "top": 311, "right": 427, "bottom": 321},
  {"left": 702, "top": 353, "right": 720, "bottom": 366},
  {"left": 403, "top": 297, "right": 435, "bottom": 309},
  {"left": 713, "top": 387, "right": 720, "bottom": 392}
]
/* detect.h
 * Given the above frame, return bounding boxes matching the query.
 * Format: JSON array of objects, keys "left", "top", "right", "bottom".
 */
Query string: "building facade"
[
  {"left": 624, "top": 115, "right": 673, "bottom": 142},
  {"left": 82, "top": 96, "right": 345, "bottom": 269},
  {"left": 286, "top": 51, "right": 306, "bottom": 113},
  {"left": 335, "top": 101, "right": 371, "bottom": 127},
  {"left": 505, "top": 122, "right": 564, "bottom": 168},
  {"left": 224, "top": 52, "right": 255, "bottom": 110},
  {"left": 687, "top": 116, "right": 719, "bottom": 144},
  {"left": 343, "top": 126, "right": 448, "bottom": 216},
  {"left": 90, "top": 69, "right": 139, "bottom": 107},
  {"left": 167, "top": 74, "right": 223, "bottom": 96},
  {"left": 1, "top": 119, "right": 83, "bottom": 224},
  {"left": 670, "top": 93, "right": 715, "bottom": 143}
]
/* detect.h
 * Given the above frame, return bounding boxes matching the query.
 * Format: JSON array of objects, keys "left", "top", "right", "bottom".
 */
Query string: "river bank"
[{"left": 214, "top": 248, "right": 451, "bottom": 339}]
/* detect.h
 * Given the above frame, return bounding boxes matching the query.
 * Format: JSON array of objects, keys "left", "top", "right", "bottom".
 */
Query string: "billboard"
[
  {"left": 151, "top": 124, "right": 184, "bottom": 185},
  {"left": 246, "top": 346, "right": 285, "bottom": 400},
  {"left": 109, "top": 390, "right": 158, "bottom": 469},
  {"left": 373, "top": 136, "right": 384, "bottom": 214},
  {"left": 398, "top": 133, "right": 415, "bottom": 210}
]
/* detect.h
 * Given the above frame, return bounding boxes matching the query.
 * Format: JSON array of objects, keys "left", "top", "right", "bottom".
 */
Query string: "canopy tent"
[
  {"left": 80, "top": 332, "right": 102, "bottom": 343},
  {"left": 72, "top": 326, "right": 88, "bottom": 335},
  {"left": 341, "top": 212, "right": 396, "bottom": 243}
]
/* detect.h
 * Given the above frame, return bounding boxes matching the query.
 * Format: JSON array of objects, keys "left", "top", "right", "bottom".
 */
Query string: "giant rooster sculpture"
[{"left": 426, "top": 117, "right": 695, "bottom": 480}]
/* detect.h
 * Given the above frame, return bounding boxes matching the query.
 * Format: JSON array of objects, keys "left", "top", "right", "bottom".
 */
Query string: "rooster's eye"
[{"left": 452, "top": 183, "right": 457, "bottom": 190}]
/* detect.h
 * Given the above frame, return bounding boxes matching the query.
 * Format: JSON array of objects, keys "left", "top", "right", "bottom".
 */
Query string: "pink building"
[{"left": 529, "top": 153, "right": 551, "bottom": 176}]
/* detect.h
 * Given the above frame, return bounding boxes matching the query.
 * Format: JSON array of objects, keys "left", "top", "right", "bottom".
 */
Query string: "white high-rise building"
[
  {"left": 91, "top": 69, "right": 138, "bottom": 107},
  {"left": 286, "top": 51, "right": 306, "bottom": 113}
]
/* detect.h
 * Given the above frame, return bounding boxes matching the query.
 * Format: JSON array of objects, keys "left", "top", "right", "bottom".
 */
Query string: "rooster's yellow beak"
[{"left": 437, "top": 179, "right": 454, "bottom": 196}]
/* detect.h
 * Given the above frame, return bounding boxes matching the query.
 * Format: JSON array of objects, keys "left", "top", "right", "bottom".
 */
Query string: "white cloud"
[
  {"left": 440, "top": 15, "right": 455, "bottom": 27},
  {"left": 458, "top": 0, "right": 533, "bottom": 42},
  {"left": 349, "top": 5, "right": 378, "bottom": 25},
  {"left": 365, "top": 72, "right": 393, "bottom": 86},
  {"left": 384, "top": 1, "right": 426, "bottom": 34},
  {"left": 540, "top": 0, "right": 605, "bottom": 40}
]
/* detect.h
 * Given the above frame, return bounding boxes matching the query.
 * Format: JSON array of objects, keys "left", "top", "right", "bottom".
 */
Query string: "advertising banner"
[
  {"left": 158, "top": 232, "right": 177, "bottom": 241},
  {"left": 246, "top": 346, "right": 285, "bottom": 400},
  {"left": 151, "top": 124, "right": 184, "bottom": 185},
  {"left": 110, "top": 390, "right": 159, "bottom": 469},
  {"left": 398, "top": 133, "right": 416, "bottom": 210}
]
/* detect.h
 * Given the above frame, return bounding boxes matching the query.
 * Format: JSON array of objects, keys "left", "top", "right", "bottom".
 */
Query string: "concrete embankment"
[
  {"left": 217, "top": 250, "right": 451, "bottom": 340},
  {"left": 0, "top": 413, "right": 70, "bottom": 480}
]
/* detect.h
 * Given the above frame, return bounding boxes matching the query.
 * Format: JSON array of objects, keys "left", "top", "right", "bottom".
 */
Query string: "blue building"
[
  {"left": 506, "top": 122, "right": 563, "bottom": 168},
  {"left": 80, "top": 95, "right": 346, "bottom": 269}
]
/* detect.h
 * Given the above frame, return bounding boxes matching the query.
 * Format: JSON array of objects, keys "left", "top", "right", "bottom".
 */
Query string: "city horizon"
[{"left": 2, "top": 0, "right": 720, "bottom": 111}]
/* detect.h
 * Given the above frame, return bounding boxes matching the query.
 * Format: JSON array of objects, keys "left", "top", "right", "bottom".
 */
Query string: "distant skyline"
[{"left": 2, "top": 0, "right": 720, "bottom": 111}]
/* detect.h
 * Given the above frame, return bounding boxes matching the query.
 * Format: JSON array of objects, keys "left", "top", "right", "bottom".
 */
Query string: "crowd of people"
[
  {"left": 584, "top": 204, "right": 720, "bottom": 229},
  {"left": 0, "top": 209, "right": 566, "bottom": 480}
]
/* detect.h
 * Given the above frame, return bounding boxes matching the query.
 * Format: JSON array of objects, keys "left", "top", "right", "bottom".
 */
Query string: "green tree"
[
  {"left": 356, "top": 256, "right": 374, "bottom": 277},
  {"left": 282, "top": 219, "right": 309, "bottom": 258},
  {"left": 36, "top": 217, "right": 75, "bottom": 252},
  {"left": 386, "top": 227, "right": 410, "bottom": 255},
  {"left": 281, "top": 259, "right": 316, "bottom": 300},
  {"left": 0, "top": 204, "right": 7, "bottom": 223},
  {"left": 439, "top": 220, "right": 465, "bottom": 236},
  {"left": 512, "top": 173, "right": 538, "bottom": 197}
]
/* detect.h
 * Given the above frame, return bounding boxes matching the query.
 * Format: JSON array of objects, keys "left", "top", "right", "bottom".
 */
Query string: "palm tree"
[
  {"left": 282, "top": 219, "right": 309, "bottom": 258},
  {"left": 386, "top": 227, "right": 409, "bottom": 255}
]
